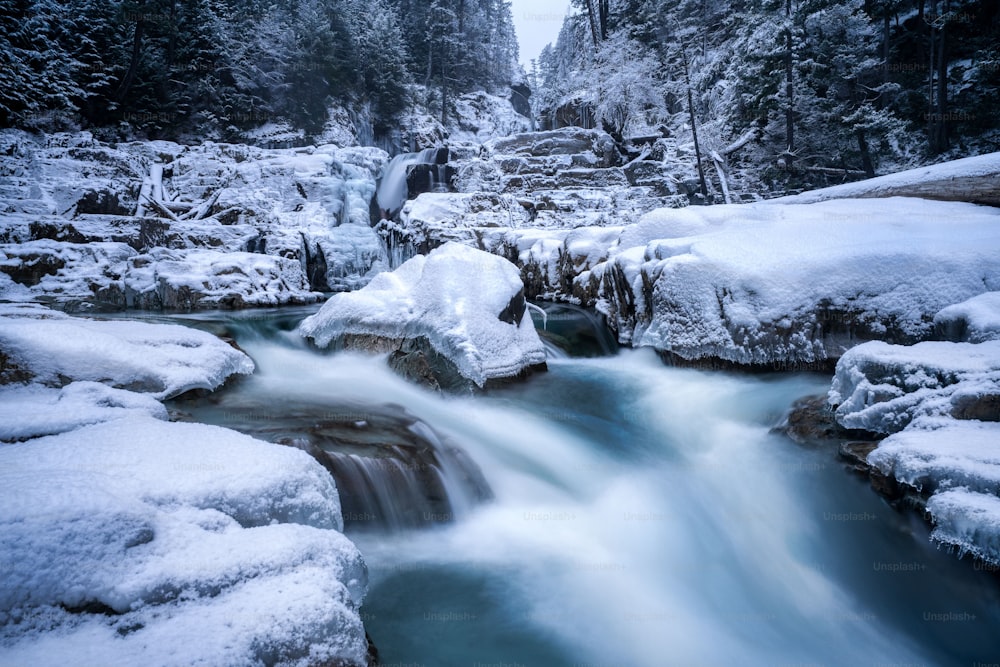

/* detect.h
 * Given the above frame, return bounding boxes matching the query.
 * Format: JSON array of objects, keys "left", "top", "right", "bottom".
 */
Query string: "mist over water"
[{"left": 168, "top": 311, "right": 1000, "bottom": 666}]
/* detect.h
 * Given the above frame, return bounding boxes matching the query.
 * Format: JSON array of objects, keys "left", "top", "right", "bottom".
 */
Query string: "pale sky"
[{"left": 509, "top": 0, "right": 572, "bottom": 71}]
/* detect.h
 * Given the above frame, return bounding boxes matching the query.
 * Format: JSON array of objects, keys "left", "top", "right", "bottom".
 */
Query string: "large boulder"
[
  {"left": 593, "top": 197, "right": 1000, "bottom": 368},
  {"left": 298, "top": 243, "right": 546, "bottom": 390}
]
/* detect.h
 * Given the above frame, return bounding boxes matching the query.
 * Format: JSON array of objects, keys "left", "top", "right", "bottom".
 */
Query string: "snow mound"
[
  {"left": 600, "top": 197, "right": 1000, "bottom": 364},
  {"left": 935, "top": 292, "right": 1000, "bottom": 343},
  {"left": 927, "top": 489, "right": 1000, "bottom": 565},
  {"left": 0, "top": 304, "right": 254, "bottom": 399},
  {"left": 0, "top": 382, "right": 167, "bottom": 442},
  {"left": 298, "top": 243, "right": 545, "bottom": 386},
  {"left": 829, "top": 340, "right": 1000, "bottom": 433},
  {"left": 0, "top": 416, "right": 367, "bottom": 666}
]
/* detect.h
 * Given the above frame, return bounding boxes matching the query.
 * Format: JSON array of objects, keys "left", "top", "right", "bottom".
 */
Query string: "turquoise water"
[{"left": 157, "top": 307, "right": 1000, "bottom": 666}]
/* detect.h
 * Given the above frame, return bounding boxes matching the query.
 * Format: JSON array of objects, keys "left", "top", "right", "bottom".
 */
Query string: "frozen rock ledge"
[{"left": 298, "top": 243, "right": 546, "bottom": 390}]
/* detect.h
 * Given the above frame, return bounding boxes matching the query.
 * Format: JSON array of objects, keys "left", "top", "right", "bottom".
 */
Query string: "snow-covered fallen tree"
[
  {"left": 298, "top": 242, "right": 545, "bottom": 389},
  {"left": 774, "top": 151, "right": 1000, "bottom": 207}
]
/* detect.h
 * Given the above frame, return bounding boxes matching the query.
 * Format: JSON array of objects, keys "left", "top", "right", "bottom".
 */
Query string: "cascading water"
[
  {"left": 375, "top": 147, "right": 441, "bottom": 217},
  {"left": 158, "top": 307, "right": 1000, "bottom": 667}
]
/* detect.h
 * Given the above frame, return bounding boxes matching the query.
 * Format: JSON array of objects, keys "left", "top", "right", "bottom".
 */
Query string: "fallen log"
[{"left": 775, "top": 152, "right": 1000, "bottom": 207}]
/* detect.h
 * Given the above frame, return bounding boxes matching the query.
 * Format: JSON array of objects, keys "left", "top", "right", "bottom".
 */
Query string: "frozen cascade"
[{"left": 375, "top": 147, "right": 441, "bottom": 217}]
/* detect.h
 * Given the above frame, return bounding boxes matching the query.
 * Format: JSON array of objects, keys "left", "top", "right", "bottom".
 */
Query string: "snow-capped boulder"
[
  {"left": 298, "top": 243, "right": 546, "bottom": 389},
  {"left": 829, "top": 340, "right": 1000, "bottom": 433},
  {"left": 0, "top": 303, "right": 254, "bottom": 398},
  {"left": 935, "top": 292, "right": 1000, "bottom": 343},
  {"left": 0, "top": 415, "right": 369, "bottom": 666},
  {"left": 596, "top": 197, "right": 1000, "bottom": 367}
]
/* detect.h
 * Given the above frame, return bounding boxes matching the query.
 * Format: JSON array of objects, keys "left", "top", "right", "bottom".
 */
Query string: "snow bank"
[
  {"left": 600, "top": 197, "right": 1000, "bottom": 364},
  {"left": 829, "top": 340, "right": 1000, "bottom": 433},
  {"left": 0, "top": 303, "right": 254, "bottom": 398},
  {"left": 935, "top": 292, "right": 1000, "bottom": 343},
  {"left": 0, "top": 416, "right": 368, "bottom": 666},
  {"left": 299, "top": 242, "right": 545, "bottom": 386}
]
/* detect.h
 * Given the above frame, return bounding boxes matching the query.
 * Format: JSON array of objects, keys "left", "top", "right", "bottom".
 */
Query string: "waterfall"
[{"left": 376, "top": 147, "right": 441, "bottom": 217}]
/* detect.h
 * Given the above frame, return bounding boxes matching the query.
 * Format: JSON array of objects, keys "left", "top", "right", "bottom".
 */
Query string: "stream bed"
[{"left": 155, "top": 305, "right": 1000, "bottom": 667}]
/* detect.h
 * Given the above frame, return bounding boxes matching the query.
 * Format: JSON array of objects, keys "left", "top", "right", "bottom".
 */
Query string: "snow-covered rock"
[
  {"left": 596, "top": 197, "right": 1000, "bottom": 366},
  {"left": 0, "top": 239, "right": 137, "bottom": 309},
  {"left": 0, "top": 129, "right": 391, "bottom": 309},
  {"left": 0, "top": 303, "right": 254, "bottom": 398},
  {"left": 926, "top": 489, "right": 1000, "bottom": 565},
  {"left": 868, "top": 421, "right": 1000, "bottom": 497},
  {"left": 828, "top": 335, "right": 1000, "bottom": 564},
  {"left": 448, "top": 91, "right": 531, "bottom": 144},
  {"left": 829, "top": 340, "right": 1000, "bottom": 433},
  {"left": 121, "top": 247, "right": 319, "bottom": 309},
  {"left": 0, "top": 415, "right": 369, "bottom": 666},
  {"left": 935, "top": 292, "right": 1000, "bottom": 343},
  {"left": 298, "top": 243, "right": 545, "bottom": 388}
]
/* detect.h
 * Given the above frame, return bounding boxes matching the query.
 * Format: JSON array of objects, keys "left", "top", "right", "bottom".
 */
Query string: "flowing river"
[{"left": 154, "top": 305, "right": 1000, "bottom": 667}]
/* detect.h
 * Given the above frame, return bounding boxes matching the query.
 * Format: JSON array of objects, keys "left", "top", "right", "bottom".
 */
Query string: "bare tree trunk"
[
  {"left": 857, "top": 130, "right": 876, "bottom": 178},
  {"left": 784, "top": 0, "right": 795, "bottom": 161},
  {"left": 681, "top": 47, "right": 708, "bottom": 199},
  {"left": 933, "top": 0, "right": 949, "bottom": 152},
  {"left": 882, "top": 4, "right": 891, "bottom": 91},
  {"left": 927, "top": 0, "right": 936, "bottom": 151},
  {"left": 116, "top": 19, "right": 145, "bottom": 103},
  {"left": 584, "top": 0, "right": 601, "bottom": 46}
]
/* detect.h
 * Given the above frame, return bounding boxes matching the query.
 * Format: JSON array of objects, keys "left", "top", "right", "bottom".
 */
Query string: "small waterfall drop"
[{"left": 376, "top": 147, "right": 441, "bottom": 217}]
